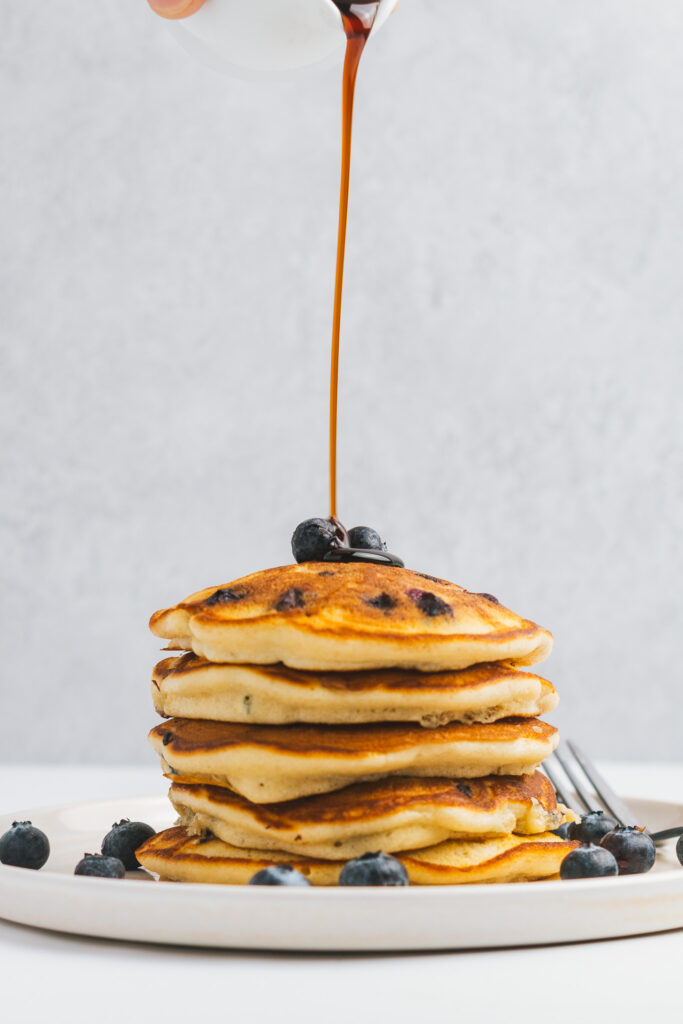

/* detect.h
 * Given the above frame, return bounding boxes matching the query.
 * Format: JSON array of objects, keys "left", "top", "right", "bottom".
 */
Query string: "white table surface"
[{"left": 1, "top": 763, "right": 682, "bottom": 1022}]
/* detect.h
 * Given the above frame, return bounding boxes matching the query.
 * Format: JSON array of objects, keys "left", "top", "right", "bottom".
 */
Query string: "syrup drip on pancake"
[
  {"left": 323, "top": 547, "right": 404, "bottom": 567},
  {"left": 287, "top": 8, "right": 428, "bottom": 568},
  {"left": 328, "top": 1, "right": 381, "bottom": 520}
]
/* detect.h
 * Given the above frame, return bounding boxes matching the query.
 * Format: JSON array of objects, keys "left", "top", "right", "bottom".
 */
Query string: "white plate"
[{"left": 0, "top": 794, "right": 682, "bottom": 951}]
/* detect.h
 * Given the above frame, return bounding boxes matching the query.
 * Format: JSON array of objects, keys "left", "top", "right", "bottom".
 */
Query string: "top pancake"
[{"left": 149, "top": 563, "right": 553, "bottom": 671}]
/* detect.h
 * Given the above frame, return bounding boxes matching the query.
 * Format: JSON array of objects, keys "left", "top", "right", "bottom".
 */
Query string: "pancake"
[
  {"left": 149, "top": 717, "right": 559, "bottom": 803},
  {"left": 169, "top": 771, "right": 564, "bottom": 859},
  {"left": 137, "top": 826, "right": 577, "bottom": 885},
  {"left": 398, "top": 834, "right": 578, "bottom": 885},
  {"left": 149, "top": 563, "right": 553, "bottom": 671},
  {"left": 152, "top": 655, "right": 557, "bottom": 726}
]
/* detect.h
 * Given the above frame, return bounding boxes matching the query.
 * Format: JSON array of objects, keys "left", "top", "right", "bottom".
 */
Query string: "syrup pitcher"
[{"left": 165, "top": 0, "right": 399, "bottom": 79}]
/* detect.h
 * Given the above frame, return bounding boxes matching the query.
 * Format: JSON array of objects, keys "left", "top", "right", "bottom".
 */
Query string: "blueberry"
[
  {"left": 551, "top": 822, "right": 572, "bottom": 839},
  {"left": 406, "top": 589, "right": 453, "bottom": 618},
  {"left": 347, "top": 526, "right": 386, "bottom": 551},
  {"left": 559, "top": 844, "right": 619, "bottom": 880},
  {"left": 206, "top": 587, "right": 247, "bottom": 606},
  {"left": 567, "top": 810, "right": 619, "bottom": 845},
  {"left": 248, "top": 864, "right": 311, "bottom": 886},
  {"left": 416, "top": 573, "right": 447, "bottom": 585},
  {"left": 274, "top": 588, "right": 305, "bottom": 612},
  {"left": 74, "top": 853, "right": 125, "bottom": 878},
  {"left": 677, "top": 835, "right": 683, "bottom": 867},
  {"left": 339, "top": 851, "right": 409, "bottom": 887},
  {"left": 599, "top": 827, "right": 656, "bottom": 875},
  {"left": 291, "top": 518, "right": 345, "bottom": 563},
  {"left": 101, "top": 819, "right": 156, "bottom": 870},
  {"left": 0, "top": 821, "right": 50, "bottom": 870},
  {"left": 364, "top": 592, "right": 396, "bottom": 612}
]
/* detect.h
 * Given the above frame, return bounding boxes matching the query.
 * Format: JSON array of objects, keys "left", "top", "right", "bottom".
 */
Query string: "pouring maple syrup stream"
[{"left": 328, "top": 1, "right": 380, "bottom": 524}]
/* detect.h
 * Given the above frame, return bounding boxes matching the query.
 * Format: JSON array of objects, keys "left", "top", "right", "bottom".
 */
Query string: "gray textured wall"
[{"left": 1, "top": 0, "right": 682, "bottom": 763}]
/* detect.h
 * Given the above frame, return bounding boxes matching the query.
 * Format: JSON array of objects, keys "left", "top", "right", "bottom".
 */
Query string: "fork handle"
[{"left": 651, "top": 826, "right": 683, "bottom": 843}]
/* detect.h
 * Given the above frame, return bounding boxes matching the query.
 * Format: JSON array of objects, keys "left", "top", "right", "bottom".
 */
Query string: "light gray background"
[{"left": 1, "top": 0, "right": 681, "bottom": 764}]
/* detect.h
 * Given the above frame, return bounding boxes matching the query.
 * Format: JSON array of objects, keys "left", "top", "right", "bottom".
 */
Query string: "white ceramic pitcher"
[{"left": 168, "top": 0, "right": 399, "bottom": 79}]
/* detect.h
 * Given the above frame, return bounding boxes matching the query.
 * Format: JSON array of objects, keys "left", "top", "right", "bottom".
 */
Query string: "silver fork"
[{"left": 544, "top": 740, "right": 683, "bottom": 846}]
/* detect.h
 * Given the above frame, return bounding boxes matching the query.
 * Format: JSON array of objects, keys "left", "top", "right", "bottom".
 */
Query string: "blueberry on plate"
[
  {"left": 550, "top": 822, "right": 572, "bottom": 840},
  {"left": 291, "top": 518, "right": 345, "bottom": 563},
  {"left": 248, "top": 864, "right": 311, "bottom": 886},
  {"left": 599, "top": 827, "right": 656, "bottom": 875},
  {"left": 347, "top": 526, "right": 386, "bottom": 552},
  {"left": 567, "top": 810, "right": 619, "bottom": 845},
  {"left": 0, "top": 821, "right": 50, "bottom": 870},
  {"left": 339, "top": 851, "right": 409, "bottom": 887},
  {"left": 74, "top": 853, "right": 125, "bottom": 878},
  {"left": 559, "top": 843, "right": 619, "bottom": 880},
  {"left": 101, "top": 819, "right": 156, "bottom": 870}
]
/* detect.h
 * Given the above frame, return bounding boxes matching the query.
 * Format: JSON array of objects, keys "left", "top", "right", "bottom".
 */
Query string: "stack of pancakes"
[{"left": 138, "top": 563, "right": 576, "bottom": 884}]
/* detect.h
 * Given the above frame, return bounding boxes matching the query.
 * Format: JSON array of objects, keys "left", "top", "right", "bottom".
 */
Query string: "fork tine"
[
  {"left": 566, "top": 740, "right": 638, "bottom": 827},
  {"left": 553, "top": 744, "right": 601, "bottom": 816},
  {"left": 542, "top": 756, "right": 573, "bottom": 811}
]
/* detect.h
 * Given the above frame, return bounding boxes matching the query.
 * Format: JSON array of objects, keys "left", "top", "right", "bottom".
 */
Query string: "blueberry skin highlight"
[
  {"left": 74, "top": 854, "right": 125, "bottom": 878},
  {"left": 101, "top": 819, "right": 156, "bottom": 870},
  {"left": 599, "top": 827, "right": 656, "bottom": 875},
  {"left": 339, "top": 852, "right": 409, "bottom": 887},
  {"left": 248, "top": 864, "right": 311, "bottom": 887},
  {"left": 559, "top": 844, "right": 619, "bottom": 880},
  {"left": 0, "top": 821, "right": 50, "bottom": 870},
  {"left": 291, "top": 518, "right": 344, "bottom": 563},
  {"left": 567, "top": 810, "right": 619, "bottom": 845}
]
